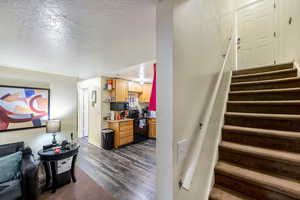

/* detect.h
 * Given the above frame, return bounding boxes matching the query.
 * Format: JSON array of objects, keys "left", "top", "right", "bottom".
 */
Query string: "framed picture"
[
  {"left": 0, "top": 85, "right": 50, "bottom": 132},
  {"left": 91, "top": 90, "right": 97, "bottom": 107}
]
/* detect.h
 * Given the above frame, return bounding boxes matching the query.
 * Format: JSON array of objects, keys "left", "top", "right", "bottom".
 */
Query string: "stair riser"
[
  {"left": 233, "top": 64, "right": 294, "bottom": 76},
  {"left": 231, "top": 80, "right": 300, "bottom": 91},
  {"left": 232, "top": 71, "right": 297, "bottom": 83},
  {"left": 227, "top": 104, "right": 300, "bottom": 114},
  {"left": 225, "top": 116, "right": 300, "bottom": 132},
  {"left": 220, "top": 148, "right": 300, "bottom": 181},
  {"left": 215, "top": 173, "right": 297, "bottom": 200},
  {"left": 222, "top": 131, "right": 300, "bottom": 153},
  {"left": 229, "top": 91, "right": 300, "bottom": 101}
]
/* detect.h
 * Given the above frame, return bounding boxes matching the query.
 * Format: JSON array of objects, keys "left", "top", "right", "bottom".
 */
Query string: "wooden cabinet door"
[
  {"left": 135, "top": 83, "right": 142, "bottom": 93},
  {"left": 139, "top": 84, "right": 152, "bottom": 103},
  {"left": 128, "top": 81, "right": 142, "bottom": 93},
  {"left": 149, "top": 118, "right": 156, "bottom": 138},
  {"left": 145, "top": 84, "right": 152, "bottom": 102},
  {"left": 115, "top": 79, "right": 128, "bottom": 102}
]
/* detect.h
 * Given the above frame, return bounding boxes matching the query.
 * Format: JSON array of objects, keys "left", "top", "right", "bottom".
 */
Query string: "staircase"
[{"left": 210, "top": 62, "right": 300, "bottom": 200}]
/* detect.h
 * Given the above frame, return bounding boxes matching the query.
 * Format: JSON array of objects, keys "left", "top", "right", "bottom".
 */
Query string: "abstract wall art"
[{"left": 0, "top": 86, "right": 50, "bottom": 132}]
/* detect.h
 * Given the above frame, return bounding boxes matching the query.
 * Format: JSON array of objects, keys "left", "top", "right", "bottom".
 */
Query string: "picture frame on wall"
[{"left": 0, "top": 85, "right": 50, "bottom": 132}]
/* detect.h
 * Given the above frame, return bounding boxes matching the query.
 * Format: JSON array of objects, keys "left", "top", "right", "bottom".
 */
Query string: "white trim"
[
  {"left": 274, "top": 0, "right": 280, "bottom": 65},
  {"left": 181, "top": 32, "right": 235, "bottom": 190},
  {"left": 235, "top": 0, "right": 264, "bottom": 11},
  {"left": 293, "top": 59, "right": 300, "bottom": 77},
  {"left": 88, "top": 140, "right": 102, "bottom": 149},
  {"left": 234, "top": 12, "right": 238, "bottom": 71},
  {"left": 77, "top": 88, "right": 89, "bottom": 138}
]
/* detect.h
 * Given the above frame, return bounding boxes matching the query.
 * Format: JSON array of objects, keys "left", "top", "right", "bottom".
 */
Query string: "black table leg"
[
  {"left": 43, "top": 162, "right": 51, "bottom": 190},
  {"left": 50, "top": 161, "right": 57, "bottom": 193},
  {"left": 71, "top": 154, "right": 78, "bottom": 183}
]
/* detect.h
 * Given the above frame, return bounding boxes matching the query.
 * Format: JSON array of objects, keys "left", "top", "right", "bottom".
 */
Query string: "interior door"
[
  {"left": 82, "top": 88, "right": 89, "bottom": 137},
  {"left": 237, "top": 0, "right": 277, "bottom": 69}
]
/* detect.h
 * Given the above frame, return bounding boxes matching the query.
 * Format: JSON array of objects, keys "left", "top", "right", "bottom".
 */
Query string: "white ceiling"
[
  {"left": 0, "top": 0, "right": 156, "bottom": 78},
  {"left": 114, "top": 61, "right": 155, "bottom": 83}
]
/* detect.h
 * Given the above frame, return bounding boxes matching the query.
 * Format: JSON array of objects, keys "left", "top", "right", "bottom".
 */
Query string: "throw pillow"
[{"left": 0, "top": 151, "right": 22, "bottom": 184}]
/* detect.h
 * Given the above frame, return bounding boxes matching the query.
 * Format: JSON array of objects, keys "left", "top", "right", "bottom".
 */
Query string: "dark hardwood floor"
[
  {"left": 40, "top": 168, "right": 115, "bottom": 200},
  {"left": 77, "top": 139, "right": 156, "bottom": 200}
]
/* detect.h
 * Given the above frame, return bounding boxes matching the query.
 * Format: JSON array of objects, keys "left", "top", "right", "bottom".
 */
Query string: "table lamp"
[{"left": 46, "top": 120, "right": 61, "bottom": 145}]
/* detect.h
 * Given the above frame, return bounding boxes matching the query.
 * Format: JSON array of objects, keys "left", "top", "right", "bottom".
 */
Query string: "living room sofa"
[{"left": 0, "top": 142, "right": 40, "bottom": 200}]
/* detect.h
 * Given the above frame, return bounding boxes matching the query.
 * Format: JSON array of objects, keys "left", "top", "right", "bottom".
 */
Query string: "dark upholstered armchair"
[{"left": 0, "top": 142, "right": 40, "bottom": 200}]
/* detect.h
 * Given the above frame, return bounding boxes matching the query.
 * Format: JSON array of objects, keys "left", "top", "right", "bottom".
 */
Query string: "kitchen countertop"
[{"left": 106, "top": 118, "right": 134, "bottom": 123}]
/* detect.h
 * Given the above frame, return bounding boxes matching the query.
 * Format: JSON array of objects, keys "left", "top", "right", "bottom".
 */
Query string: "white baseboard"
[{"left": 293, "top": 60, "right": 300, "bottom": 77}]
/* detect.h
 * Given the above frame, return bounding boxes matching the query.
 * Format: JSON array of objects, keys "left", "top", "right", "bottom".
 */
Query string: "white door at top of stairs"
[{"left": 237, "top": 0, "right": 277, "bottom": 70}]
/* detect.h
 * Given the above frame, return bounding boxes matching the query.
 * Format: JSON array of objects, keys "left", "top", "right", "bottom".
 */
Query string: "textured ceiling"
[{"left": 0, "top": 0, "right": 156, "bottom": 78}]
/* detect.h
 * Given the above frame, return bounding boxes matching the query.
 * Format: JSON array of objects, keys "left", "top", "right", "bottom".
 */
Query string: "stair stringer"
[{"left": 204, "top": 71, "right": 233, "bottom": 200}]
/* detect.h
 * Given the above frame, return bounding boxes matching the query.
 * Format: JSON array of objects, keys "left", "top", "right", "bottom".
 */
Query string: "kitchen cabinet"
[
  {"left": 110, "top": 79, "right": 128, "bottom": 102},
  {"left": 148, "top": 118, "right": 156, "bottom": 139},
  {"left": 128, "top": 81, "right": 142, "bottom": 93},
  {"left": 107, "top": 119, "right": 134, "bottom": 148},
  {"left": 139, "top": 83, "right": 152, "bottom": 103}
]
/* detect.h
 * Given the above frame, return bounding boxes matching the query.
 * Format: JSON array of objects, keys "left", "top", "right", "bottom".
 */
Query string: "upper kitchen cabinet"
[
  {"left": 128, "top": 81, "right": 142, "bottom": 93},
  {"left": 110, "top": 79, "right": 128, "bottom": 102},
  {"left": 139, "top": 83, "right": 152, "bottom": 103}
]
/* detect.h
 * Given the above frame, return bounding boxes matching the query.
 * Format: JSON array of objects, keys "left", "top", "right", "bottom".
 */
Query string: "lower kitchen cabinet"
[
  {"left": 148, "top": 118, "right": 156, "bottom": 139},
  {"left": 107, "top": 120, "right": 134, "bottom": 148}
]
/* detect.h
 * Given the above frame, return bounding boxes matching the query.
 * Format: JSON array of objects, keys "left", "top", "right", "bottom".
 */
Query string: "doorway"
[
  {"left": 79, "top": 88, "right": 89, "bottom": 140},
  {"left": 237, "top": 0, "right": 278, "bottom": 69}
]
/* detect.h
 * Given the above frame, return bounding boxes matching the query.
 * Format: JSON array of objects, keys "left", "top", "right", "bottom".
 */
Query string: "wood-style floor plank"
[{"left": 77, "top": 139, "right": 156, "bottom": 200}]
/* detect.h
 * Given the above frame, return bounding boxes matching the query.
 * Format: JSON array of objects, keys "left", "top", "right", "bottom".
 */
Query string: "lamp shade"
[{"left": 46, "top": 120, "right": 61, "bottom": 133}]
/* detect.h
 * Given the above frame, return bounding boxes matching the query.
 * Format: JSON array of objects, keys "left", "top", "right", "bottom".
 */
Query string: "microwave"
[{"left": 110, "top": 102, "right": 129, "bottom": 111}]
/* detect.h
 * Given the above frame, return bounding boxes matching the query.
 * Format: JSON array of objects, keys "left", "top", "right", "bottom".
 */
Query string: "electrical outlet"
[{"left": 177, "top": 139, "right": 188, "bottom": 164}]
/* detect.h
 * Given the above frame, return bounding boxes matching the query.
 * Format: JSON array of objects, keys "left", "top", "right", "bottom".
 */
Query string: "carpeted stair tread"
[
  {"left": 230, "top": 87, "right": 300, "bottom": 94},
  {"left": 215, "top": 161, "right": 300, "bottom": 198},
  {"left": 230, "top": 77, "right": 300, "bottom": 91},
  {"left": 231, "top": 77, "right": 300, "bottom": 86},
  {"left": 225, "top": 112, "right": 300, "bottom": 120},
  {"left": 212, "top": 62, "right": 300, "bottom": 198},
  {"left": 220, "top": 141, "right": 300, "bottom": 166},
  {"left": 232, "top": 68, "right": 297, "bottom": 79},
  {"left": 227, "top": 100, "right": 300, "bottom": 105},
  {"left": 223, "top": 125, "right": 300, "bottom": 140},
  {"left": 210, "top": 186, "right": 255, "bottom": 200},
  {"left": 232, "top": 62, "right": 293, "bottom": 76}
]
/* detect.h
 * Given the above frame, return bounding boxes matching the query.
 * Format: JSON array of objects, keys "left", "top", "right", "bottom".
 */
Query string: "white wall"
[
  {"left": 173, "top": 0, "right": 235, "bottom": 199},
  {"left": 156, "top": 0, "right": 174, "bottom": 199},
  {"left": 234, "top": 0, "right": 258, "bottom": 9},
  {"left": 278, "top": 0, "right": 300, "bottom": 64},
  {"left": 101, "top": 76, "right": 111, "bottom": 129},
  {"left": 0, "top": 66, "right": 78, "bottom": 155},
  {"left": 78, "top": 78, "right": 102, "bottom": 148},
  {"left": 157, "top": 1, "right": 300, "bottom": 199},
  {"left": 157, "top": 0, "right": 235, "bottom": 199}
]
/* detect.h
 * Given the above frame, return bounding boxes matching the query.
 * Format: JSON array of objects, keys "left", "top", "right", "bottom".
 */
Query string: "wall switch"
[{"left": 177, "top": 139, "right": 188, "bottom": 164}]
